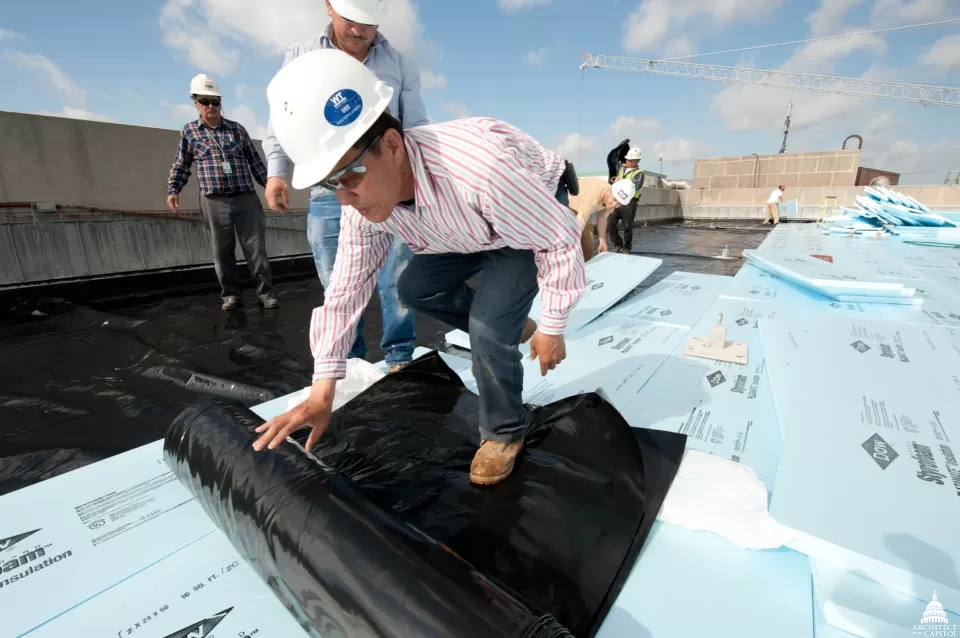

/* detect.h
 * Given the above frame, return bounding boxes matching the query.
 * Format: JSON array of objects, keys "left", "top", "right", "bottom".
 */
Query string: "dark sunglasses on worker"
[
  {"left": 197, "top": 98, "right": 221, "bottom": 107},
  {"left": 320, "top": 132, "right": 384, "bottom": 191},
  {"left": 343, "top": 16, "right": 377, "bottom": 28}
]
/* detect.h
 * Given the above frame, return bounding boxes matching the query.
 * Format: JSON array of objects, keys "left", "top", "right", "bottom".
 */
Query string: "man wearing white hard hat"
[
  {"left": 262, "top": 0, "right": 428, "bottom": 373},
  {"left": 252, "top": 49, "right": 586, "bottom": 486},
  {"left": 606, "top": 147, "right": 645, "bottom": 254},
  {"left": 568, "top": 177, "right": 636, "bottom": 260},
  {"left": 167, "top": 74, "right": 279, "bottom": 311}
]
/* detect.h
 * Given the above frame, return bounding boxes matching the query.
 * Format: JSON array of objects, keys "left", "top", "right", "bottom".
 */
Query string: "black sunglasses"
[
  {"left": 342, "top": 16, "right": 377, "bottom": 28},
  {"left": 196, "top": 98, "right": 221, "bottom": 107},
  {"left": 319, "top": 132, "right": 384, "bottom": 191}
]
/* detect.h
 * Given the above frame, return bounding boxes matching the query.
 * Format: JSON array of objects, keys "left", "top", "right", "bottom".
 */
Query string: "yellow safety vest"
[{"left": 617, "top": 166, "right": 644, "bottom": 200}]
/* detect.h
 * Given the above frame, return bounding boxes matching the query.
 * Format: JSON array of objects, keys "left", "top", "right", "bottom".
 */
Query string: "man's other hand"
[
  {"left": 166, "top": 194, "right": 180, "bottom": 212},
  {"left": 529, "top": 332, "right": 567, "bottom": 377},
  {"left": 265, "top": 176, "right": 289, "bottom": 213},
  {"left": 253, "top": 378, "right": 336, "bottom": 453},
  {"left": 598, "top": 240, "right": 609, "bottom": 254}
]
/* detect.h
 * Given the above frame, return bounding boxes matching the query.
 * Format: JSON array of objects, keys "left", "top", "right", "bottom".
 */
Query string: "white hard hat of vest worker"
[
  {"left": 190, "top": 74, "right": 221, "bottom": 97},
  {"left": 611, "top": 179, "right": 636, "bottom": 206},
  {"left": 625, "top": 147, "right": 643, "bottom": 161},
  {"left": 329, "top": 0, "right": 385, "bottom": 26},
  {"left": 267, "top": 48, "right": 394, "bottom": 190}
]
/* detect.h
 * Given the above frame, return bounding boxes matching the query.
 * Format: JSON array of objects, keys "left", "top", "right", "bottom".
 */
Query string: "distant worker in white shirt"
[
  {"left": 765, "top": 185, "right": 785, "bottom": 225},
  {"left": 252, "top": 49, "right": 586, "bottom": 486},
  {"left": 568, "top": 178, "right": 636, "bottom": 260}
]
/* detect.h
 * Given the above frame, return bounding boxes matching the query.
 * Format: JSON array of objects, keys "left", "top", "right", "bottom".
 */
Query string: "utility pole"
[{"left": 779, "top": 101, "right": 792, "bottom": 154}]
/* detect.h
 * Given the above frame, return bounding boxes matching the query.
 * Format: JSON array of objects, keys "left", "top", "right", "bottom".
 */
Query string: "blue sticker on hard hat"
[{"left": 324, "top": 89, "right": 363, "bottom": 127}]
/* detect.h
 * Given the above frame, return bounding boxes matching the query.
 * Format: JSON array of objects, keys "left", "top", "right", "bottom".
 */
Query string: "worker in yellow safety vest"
[{"left": 606, "top": 147, "right": 645, "bottom": 253}]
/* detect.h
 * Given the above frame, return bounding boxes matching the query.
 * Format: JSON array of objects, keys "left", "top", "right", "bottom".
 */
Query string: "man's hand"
[
  {"left": 166, "top": 194, "right": 179, "bottom": 212},
  {"left": 598, "top": 240, "right": 609, "bottom": 254},
  {"left": 265, "top": 176, "right": 289, "bottom": 213},
  {"left": 253, "top": 378, "right": 336, "bottom": 453},
  {"left": 529, "top": 332, "right": 567, "bottom": 377}
]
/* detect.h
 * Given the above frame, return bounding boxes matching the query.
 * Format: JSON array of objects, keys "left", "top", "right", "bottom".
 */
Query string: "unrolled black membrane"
[{"left": 165, "top": 352, "right": 685, "bottom": 638}]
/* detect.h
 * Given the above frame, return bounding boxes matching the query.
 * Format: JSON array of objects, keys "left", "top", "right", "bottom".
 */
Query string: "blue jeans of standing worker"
[
  {"left": 307, "top": 188, "right": 416, "bottom": 367},
  {"left": 397, "top": 247, "right": 539, "bottom": 444}
]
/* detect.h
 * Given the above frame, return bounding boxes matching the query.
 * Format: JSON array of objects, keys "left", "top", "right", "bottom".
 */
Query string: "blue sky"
[{"left": 1, "top": 0, "right": 959, "bottom": 182}]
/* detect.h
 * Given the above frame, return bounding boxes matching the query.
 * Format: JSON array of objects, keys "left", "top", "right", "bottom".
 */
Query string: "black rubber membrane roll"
[{"left": 165, "top": 352, "right": 685, "bottom": 638}]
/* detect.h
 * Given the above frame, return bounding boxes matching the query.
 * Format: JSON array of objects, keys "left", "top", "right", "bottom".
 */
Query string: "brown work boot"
[{"left": 470, "top": 440, "right": 524, "bottom": 485}]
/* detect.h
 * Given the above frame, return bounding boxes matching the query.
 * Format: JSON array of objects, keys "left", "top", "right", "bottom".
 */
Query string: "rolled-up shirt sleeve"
[
  {"left": 481, "top": 156, "right": 586, "bottom": 336},
  {"left": 309, "top": 207, "right": 391, "bottom": 379}
]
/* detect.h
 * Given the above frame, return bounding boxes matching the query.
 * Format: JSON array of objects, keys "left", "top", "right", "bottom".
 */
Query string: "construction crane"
[
  {"left": 579, "top": 54, "right": 960, "bottom": 108},
  {"left": 780, "top": 102, "right": 792, "bottom": 154}
]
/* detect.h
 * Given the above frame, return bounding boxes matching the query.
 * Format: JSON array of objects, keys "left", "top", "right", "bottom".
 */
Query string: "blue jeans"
[
  {"left": 397, "top": 248, "right": 539, "bottom": 443},
  {"left": 307, "top": 189, "right": 416, "bottom": 367}
]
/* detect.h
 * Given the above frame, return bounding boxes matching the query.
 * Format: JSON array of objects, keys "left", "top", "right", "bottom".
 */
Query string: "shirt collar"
[
  {"left": 321, "top": 23, "right": 386, "bottom": 55},
  {"left": 196, "top": 117, "right": 227, "bottom": 130},
  {"left": 403, "top": 134, "right": 438, "bottom": 211}
]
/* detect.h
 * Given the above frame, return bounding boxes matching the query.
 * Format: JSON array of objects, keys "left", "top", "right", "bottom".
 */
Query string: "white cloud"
[
  {"left": 420, "top": 70, "right": 447, "bottom": 89},
  {"left": 2, "top": 50, "right": 86, "bottom": 105},
  {"left": 234, "top": 83, "right": 262, "bottom": 102},
  {"left": 663, "top": 36, "right": 697, "bottom": 59},
  {"left": 499, "top": 0, "right": 552, "bottom": 13},
  {"left": 0, "top": 28, "right": 21, "bottom": 40},
  {"left": 921, "top": 33, "right": 960, "bottom": 73},
  {"left": 439, "top": 99, "right": 472, "bottom": 120},
  {"left": 862, "top": 137, "right": 959, "bottom": 184},
  {"left": 554, "top": 115, "right": 707, "bottom": 177},
  {"left": 158, "top": 0, "right": 441, "bottom": 80},
  {"left": 34, "top": 107, "right": 120, "bottom": 123},
  {"left": 806, "top": 0, "right": 864, "bottom": 37},
  {"left": 653, "top": 138, "right": 713, "bottom": 164},
  {"left": 870, "top": 0, "right": 952, "bottom": 26},
  {"left": 166, "top": 102, "right": 200, "bottom": 123},
  {"left": 623, "top": 0, "right": 786, "bottom": 55},
  {"left": 227, "top": 103, "right": 268, "bottom": 139},
  {"left": 554, "top": 133, "right": 597, "bottom": 164},
  {"left": 61, "top": 107, "right": 119, "bottom": 123},
  {"left": 524, "top": 47, "right": 547, "bottom": 67}
]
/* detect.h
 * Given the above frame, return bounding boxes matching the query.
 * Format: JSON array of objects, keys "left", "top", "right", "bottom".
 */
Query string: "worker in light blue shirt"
[{"left": 262, "top": 0, "right": 428, "bottom": 373}]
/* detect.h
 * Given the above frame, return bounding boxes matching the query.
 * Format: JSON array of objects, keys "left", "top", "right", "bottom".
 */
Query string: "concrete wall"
[
  {"left": 678, "top": 184, "right": 960, "bottom": 221},
  {"left": 693, "top": 150, "right": 861, "bottom": 191},
  {"left": 0, "top": 110, "right": 310, "bottom": 211},
  {"left": 0, "top": 209, "right": 308, "bottom": 287}
]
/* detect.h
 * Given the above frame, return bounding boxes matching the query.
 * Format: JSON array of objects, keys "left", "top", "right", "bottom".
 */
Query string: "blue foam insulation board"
[
  {"left": 596, "top": 521, "right": 814, "bottom": 638},
  {"left": 446, "top": 253, "right": 663, "bottom": 350},
  {"left": 608, "top": 271, "right": 732, "bottom": 328},
  {"left": 811, "top": 557, "right": 958, "bottom": 638},
  {"left": 761, "top": 315, "right": 960, "bottom": 615},
  {"left": 622, "top": 298, "right": 784, "bottom": 491},
  {"left": 445, "top": 251, "right": 661, "bottom": 350},
  {"left": 520, "top": 314, "right": 688, "bottom": 410}
]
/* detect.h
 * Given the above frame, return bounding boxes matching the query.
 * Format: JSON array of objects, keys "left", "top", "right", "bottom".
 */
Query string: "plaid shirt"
[{"left": 167, "top": 118, "right": 268, "bottom": 196}]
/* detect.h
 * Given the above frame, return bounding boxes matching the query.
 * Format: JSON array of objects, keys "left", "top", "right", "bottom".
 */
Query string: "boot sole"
[{"left": 470, "top": 469, "right": 512, "bottom": 485}]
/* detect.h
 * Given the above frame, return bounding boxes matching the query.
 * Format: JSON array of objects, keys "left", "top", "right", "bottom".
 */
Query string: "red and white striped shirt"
[{"left": 310, "top": 118, "right": 586, "bottom": 379}]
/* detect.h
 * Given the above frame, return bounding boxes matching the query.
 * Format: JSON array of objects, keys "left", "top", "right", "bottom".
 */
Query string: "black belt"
[{"left": 207, "top": 191, "right": 253, "bottom": 198}]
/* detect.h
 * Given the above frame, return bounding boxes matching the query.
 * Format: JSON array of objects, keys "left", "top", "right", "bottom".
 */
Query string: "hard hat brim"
[
  {"left": 292, "top": 156, "right": 343, "bottom": 191},
  {"left": 329, "top": 0, "right": 382, "bottom": 25}
]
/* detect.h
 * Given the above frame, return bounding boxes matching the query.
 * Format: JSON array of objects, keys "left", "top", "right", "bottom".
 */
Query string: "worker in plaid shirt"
[{"left": 166, "top": 73, "right": 279, "bottom": 311}]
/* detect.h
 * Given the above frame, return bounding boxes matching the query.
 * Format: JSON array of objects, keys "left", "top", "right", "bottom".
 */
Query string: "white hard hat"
[
  {"left": 612, "top": 179, "right": 636, "bottom": 205},
  {"left": 329, "top": 0, "right": 385, "bottom": 25},
  {"left": 267, "top": 49, "right": 394, "bottom": 190},
  {"left": 625, "top": 147, "right": 643, "bottom": 161},
  {"left": 190, "top": 74, "right": 221, "bottom": 97}
]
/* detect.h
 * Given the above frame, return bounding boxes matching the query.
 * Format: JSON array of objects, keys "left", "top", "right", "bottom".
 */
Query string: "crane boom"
[{"left": 580, "top": 54, "right": 960, "bottom": 108}]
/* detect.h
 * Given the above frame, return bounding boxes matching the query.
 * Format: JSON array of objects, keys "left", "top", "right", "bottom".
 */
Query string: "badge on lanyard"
[{"left": 222, "top": 161, "right": 233, "bottom": 174}]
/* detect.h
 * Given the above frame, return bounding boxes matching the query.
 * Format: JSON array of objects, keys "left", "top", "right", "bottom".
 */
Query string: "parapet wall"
[{"left": 693, "top": 150, "right": 861, "bottom": 190}]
